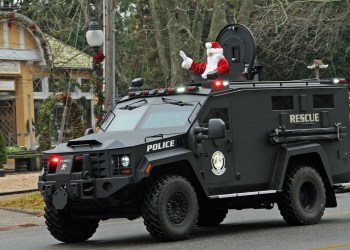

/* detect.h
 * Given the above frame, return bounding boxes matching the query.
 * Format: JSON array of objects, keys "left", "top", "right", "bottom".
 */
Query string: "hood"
[{"left": 45, "top": 128, "right": 186, "bottom": 154}]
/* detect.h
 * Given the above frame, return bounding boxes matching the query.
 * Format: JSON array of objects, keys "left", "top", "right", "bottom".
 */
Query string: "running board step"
[
  {"left": 334, "top": 183, "right": 350, "bottom": 192},
  {"left": 209, "top": 190, "right": 278, "bottom": 199}
]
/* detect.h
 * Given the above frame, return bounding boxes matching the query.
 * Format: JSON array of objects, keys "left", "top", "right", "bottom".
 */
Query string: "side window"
[
  {"left": 199, "top": 107, "right": 230, "bottom": 130},
  {"left": 313, "top": 94, "right": 334, "bottom": 108},
  {"left": 272, "top": 96, "right": 294, "bottom": 110}
]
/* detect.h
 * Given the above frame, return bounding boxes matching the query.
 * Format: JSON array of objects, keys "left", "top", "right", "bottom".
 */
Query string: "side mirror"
[
  {"left": 85, "top": 128, "right": 94, "bottom": 135},
  {"left": 194, "top": 118, "right": 226, "bottom": 142},
  {"left": 208, "top": 119, "right": 225, "bottom": 139}
]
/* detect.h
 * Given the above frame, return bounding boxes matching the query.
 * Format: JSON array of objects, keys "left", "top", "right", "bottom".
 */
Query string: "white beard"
[{"left": 202, "top": 54, "right": 223, "bottom": 79}]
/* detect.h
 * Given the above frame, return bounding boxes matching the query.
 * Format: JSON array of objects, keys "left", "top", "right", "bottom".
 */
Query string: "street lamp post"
[
  {"left": 86, "top": 18, "right": 104, "bottom": 126},
  {"left": 86, "top": 18, "right": 104, "bottom": 53}
]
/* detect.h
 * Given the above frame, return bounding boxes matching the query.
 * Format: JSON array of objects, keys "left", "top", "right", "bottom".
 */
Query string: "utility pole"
[
  {"left": 307, "top": 59, "right": 328, "bottom": 79},
  {"left": 27, "top": 95, "right": 34, "bottom": 149},
  {"left": 103, "top": 0, "right": 116, "bottom": 110}
]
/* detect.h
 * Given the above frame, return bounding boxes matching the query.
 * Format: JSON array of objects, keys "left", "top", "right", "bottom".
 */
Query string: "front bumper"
[{"left": 38, "top": 174, "right": 133, "bottom": 209}]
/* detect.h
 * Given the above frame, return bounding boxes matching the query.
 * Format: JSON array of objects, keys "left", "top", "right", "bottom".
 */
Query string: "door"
[
  {"left": 0, "top": 99, "right": 17, "bottom": 145},
  {"left": 197, "top": 97, "right": 234, "bottom": 195}
]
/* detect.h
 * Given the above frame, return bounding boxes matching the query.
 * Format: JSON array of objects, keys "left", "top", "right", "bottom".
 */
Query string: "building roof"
[{"left": 45, "top": 35, "right": 92, "bottom": 70}]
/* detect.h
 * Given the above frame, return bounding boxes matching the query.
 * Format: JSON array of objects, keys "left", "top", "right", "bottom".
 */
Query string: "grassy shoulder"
[{"left": 0, "top": 192, "right": 44, "bottom": 210}]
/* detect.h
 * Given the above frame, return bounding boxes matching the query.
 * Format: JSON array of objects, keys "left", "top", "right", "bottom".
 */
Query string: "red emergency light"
[
  {"left": 49, "top": 155, "right": 60, "bottom": 173},
  {"left": 213, "top": 80, "right": 223, "bottom": 89}
]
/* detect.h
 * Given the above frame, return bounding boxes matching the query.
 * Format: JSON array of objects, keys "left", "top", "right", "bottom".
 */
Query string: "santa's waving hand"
[{"left": 180, "top": 42, "right": 229, "bottom": 79}]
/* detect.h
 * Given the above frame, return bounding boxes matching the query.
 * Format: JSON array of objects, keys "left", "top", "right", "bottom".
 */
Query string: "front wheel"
[
  {"left": 142, "top": 175, "right": 198, "bottom": 241},
  {"left": 277, "top": 166, "right": 326, "bottom": 225},
  {"left": 44, "top": 204, "right": 99, "bottom": 243}
]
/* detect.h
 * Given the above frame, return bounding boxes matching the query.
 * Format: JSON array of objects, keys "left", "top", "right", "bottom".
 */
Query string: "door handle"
[{"left": 226, "top": 139, "right": 232, "bottom": 152}]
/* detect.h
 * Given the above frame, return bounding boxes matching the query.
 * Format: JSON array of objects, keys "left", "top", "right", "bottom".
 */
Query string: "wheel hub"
[
  {"left": 167, "top": 192, "right": 188, "bottom": 224},
  {"left": 299, "top": 181, "right": 317, "bottom": 211}
]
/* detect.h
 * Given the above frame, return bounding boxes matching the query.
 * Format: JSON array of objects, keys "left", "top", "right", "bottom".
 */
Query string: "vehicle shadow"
[
  {"left": 47, "top": 219, "right": 292, "bottom": 249},
  {"left": 46, "top": 216, "right": 348, "bottom": 249}
]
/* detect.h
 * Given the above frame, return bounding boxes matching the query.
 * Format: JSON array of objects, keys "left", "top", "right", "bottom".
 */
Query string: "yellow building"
[{"left": 0, "top": 11, "right": 93, "bottom": 149}]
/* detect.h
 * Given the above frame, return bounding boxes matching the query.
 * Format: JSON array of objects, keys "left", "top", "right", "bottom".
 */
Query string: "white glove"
[
  {"left": 179, "top": 50, "right": 187, "bottom": 60},
  {"left": 180, "top": 50, "right": 193, "bottom": 70},
  {"left": 201, "top": 73, "right": 207, "bottom": 79}
]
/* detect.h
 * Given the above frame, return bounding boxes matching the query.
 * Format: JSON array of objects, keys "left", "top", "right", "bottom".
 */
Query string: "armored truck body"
[{"left": 38, "top": 24, "right": 350, "bottom": 243}]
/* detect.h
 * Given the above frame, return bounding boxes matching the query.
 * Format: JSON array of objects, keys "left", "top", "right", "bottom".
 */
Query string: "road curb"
[
  {"left": 0, "top": 189, "right": 38, "bottom": 196},
  {"left": 0, "top": 206, "right": 43, "bottom": 216}
]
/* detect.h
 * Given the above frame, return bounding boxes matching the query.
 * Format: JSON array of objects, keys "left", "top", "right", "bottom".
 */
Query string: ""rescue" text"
[{"left": 290, "top": 113, "right": 319, "bottom": 123}]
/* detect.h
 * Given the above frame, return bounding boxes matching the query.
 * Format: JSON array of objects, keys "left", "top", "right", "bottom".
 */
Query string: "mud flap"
[{"left": 52, "top": 187, "right": 68, "bottom": 210}]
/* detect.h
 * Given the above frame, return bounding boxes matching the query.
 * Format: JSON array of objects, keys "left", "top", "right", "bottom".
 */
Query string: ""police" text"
[{"left": 147, "top": 140, "right": 175, "bottom": 152}]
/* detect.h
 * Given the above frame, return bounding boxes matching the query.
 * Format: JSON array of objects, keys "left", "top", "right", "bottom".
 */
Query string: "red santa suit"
[{"left": 181, "top": 42, "right": 229, "bottom": 79}]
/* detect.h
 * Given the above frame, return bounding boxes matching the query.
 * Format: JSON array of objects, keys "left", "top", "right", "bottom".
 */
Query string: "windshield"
[
  {"left": 140, "top": 104, "right": 194, "bottom": 129},
  {"left": 102, "top": 105, "right": 148, "bottom": 131},
  {"left": 102, "top": 100, "right": 197, "bottom": 132}
]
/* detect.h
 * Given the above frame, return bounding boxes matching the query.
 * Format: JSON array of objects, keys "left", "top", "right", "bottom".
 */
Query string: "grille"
[
  {"left": 111, "top": 154, "right": 132, "bottom": 176},
  {"left": 90, "top": 152, "right": 108, "bottom": 178}
]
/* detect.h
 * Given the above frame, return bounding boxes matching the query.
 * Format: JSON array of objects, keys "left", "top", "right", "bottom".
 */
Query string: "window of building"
[
  {"left": 313, "top": 94, "right": 334, "bottom": 108},
  {"left": 272, "top": 96, "right": 294, "bottom": 110},
  {"left": 49, "top": 78, "right": 76, "bottom": 93},
  {"left": 49, "top": 78, "right": 60, "bottom": 92},
  {"left": 33, "top": 78, "right": 42, "bottom": 92},
  {"left": 80, "top": 79, "right": 91, "bottom": 92}
]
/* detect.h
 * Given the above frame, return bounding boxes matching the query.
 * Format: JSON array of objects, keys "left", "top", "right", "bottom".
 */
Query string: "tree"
[
  {"left": 37, "top": 92, "right": 84, "bottom": 151},
  {"left": 237, "top": 0, "right": 350, "bottom": 81},
  {"left": 14, "top": 0, "right": 350, "bottom": 93},
  {"left": 115, "top": 0, "right": 231, "bottom": 88}
]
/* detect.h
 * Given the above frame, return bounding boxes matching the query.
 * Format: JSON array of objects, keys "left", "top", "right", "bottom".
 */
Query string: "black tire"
[
  {"left": 44, "top": 204, "right": 99, "bottom": 243},
  {"left": 277, "top": 166, "right": 326, "bottom": 225},
  {"left": 142, "top": 175, "right": 198, "bottom": 241},
  {"left": 197, "top": 202, "right": 228, "bottom": 226}
]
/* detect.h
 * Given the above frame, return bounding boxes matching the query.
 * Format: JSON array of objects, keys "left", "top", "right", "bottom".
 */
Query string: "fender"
[
  {"left": 270, "top": 143, "right": 333, "bottom": 191},
  {"left": 136, "top": 147, "right": 208, "bottom": 196}
]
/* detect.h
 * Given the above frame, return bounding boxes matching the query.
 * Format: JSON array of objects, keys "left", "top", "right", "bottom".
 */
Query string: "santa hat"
[{"left": 206, "top": 42, "right": 223, "bottom": 55}]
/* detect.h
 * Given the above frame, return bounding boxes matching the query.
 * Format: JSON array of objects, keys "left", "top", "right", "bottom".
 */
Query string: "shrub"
[{"left": 5, "top": 145, "right": 27, "bottom": 154}]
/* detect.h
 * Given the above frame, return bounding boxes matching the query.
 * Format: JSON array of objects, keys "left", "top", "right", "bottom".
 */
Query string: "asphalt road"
[{"left": 1, "top": 193, "right": 350, "bottom": 250}]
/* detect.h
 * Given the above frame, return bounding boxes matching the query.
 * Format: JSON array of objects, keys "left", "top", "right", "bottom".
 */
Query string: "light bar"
[
  {"left": 177, "top": 87, "right": 186, "bottom": 93},
  {"left": 213, "top": 80, "right": 223, "bottom": 89},
  {"left": 332, "top": 79, "right": 340, "bottom": 84},
  {"left": 167, "top": 88, "right": 176, "bottom": 93},
  {"left": 187, "top": 86, "right": 198, "bottom": 91}
]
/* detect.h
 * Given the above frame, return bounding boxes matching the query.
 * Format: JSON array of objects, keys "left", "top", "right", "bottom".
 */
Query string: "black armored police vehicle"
[{"left": 38, "top": 24, "right": 350, "bottom": 243}]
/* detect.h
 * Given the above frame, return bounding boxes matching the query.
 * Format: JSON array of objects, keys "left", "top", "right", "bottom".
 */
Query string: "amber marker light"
[{"left": 145, "top": 163, "right": 152, "bottom": 174}]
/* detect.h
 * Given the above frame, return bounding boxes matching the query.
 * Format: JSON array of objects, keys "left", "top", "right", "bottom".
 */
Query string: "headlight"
[{"left": 121, "top": 155, "right": 130, "bottom": 167}]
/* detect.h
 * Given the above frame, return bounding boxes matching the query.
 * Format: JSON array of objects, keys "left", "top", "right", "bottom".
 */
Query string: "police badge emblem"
[{"left": 211, "top": 151, "right": 226, "bottom": 175}]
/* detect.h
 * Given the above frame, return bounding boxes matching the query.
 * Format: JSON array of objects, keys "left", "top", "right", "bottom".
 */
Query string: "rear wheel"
[
  {"left": 197, "top": 202, "right": 228, "bottom": 226},
  {"left": 142, "top": 175, "right": 198, "bottom": 241},
  {"left": 44, "top": 204, "right": 99, "bottom": 243},
  {"left": 277, "top": 166, "right": 326, "bottom": 225}
]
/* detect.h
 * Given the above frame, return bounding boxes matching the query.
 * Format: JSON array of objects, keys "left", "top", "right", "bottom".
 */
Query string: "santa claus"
[{"left": 180, "top": 42, "right": 230, "bottom": 79}]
